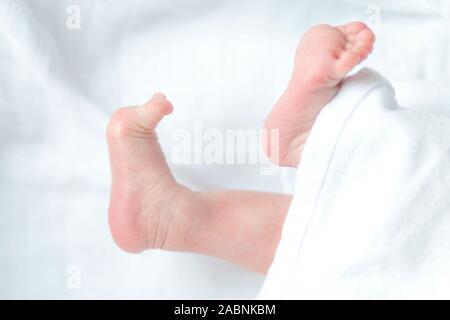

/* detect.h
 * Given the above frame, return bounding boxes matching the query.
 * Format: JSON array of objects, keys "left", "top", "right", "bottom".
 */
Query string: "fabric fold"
[{"left": 259, "top": 68, "right": 450, "bottom": 299}]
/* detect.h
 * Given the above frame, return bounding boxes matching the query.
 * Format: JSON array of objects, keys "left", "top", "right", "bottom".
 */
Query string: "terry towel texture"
[{"left": 259, "top": 68, "right": 450, "bottom": 299}]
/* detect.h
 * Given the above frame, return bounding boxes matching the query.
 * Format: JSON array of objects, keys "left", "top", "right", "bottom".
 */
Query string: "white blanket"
[{"left": 260, "top": 68, "right": 450, "bottom": 299}]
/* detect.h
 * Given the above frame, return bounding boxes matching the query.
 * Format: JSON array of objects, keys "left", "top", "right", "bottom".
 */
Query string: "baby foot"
[
  {"left": 263, "top": 22, "right": 375, "bottom": 167},
  {"left": 107, "top": 93, "right": 192, "bottom": 253}
]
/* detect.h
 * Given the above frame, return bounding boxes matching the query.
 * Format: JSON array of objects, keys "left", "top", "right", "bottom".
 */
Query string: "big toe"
[
  {"left": 135, "top": 93, "right": 174, "bottom": 131},
  {"left": 107, "top": 93, "right": 173, "bottom": 141}
]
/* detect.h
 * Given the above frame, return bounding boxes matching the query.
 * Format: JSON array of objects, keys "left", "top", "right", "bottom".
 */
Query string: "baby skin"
[{"left": 107, "top": 22, "right": 375, "bottom": 273}]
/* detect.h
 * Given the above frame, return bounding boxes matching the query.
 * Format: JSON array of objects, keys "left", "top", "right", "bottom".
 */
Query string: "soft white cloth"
[{"left": 259, "top": 68, "right": 450, "bottom": 299}]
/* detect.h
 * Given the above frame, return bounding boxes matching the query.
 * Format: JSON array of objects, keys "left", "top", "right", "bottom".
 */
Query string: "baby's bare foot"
[
  {"left": 263, "top": 22, "right": 375, "bottom": 167},
  {"left": 107, "top": 93, "right": 192, "bottom": 253}
]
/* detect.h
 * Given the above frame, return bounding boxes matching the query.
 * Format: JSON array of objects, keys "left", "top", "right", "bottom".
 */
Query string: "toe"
[
  {"left": 136, "top": 93, "right": 173, "bottom": 130},
  {"left": 351, "top": 44, "right": 371, "bottom": 60},
  {"left": 356, "top": 28, "right": 375, "bottom": 42},
  {"left": 332, "top": 22, "right": 375, "bottom": 77},
  {"left": 333, "top": 50, "right": 361, "bottom": 78},
  {"left": 107, "top": 93, "right": 173, "bottom": 140},
  {"left": 352, "top": 29, "right": 375, "bottom": 59},
  {"left": 338, "top": 21, "right": 370, "bottom": 36},
  {"left": 146, "top": 93, "right": 173, "bottom": 116},
  {"left": 338, "top": 22, "right": 375, "bottom": 51},
  {"left": 355, "top": 29, "right": 375, "bottom": 52}
]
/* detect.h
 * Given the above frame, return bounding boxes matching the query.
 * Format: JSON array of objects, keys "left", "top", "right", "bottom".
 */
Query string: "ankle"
[{"left": 143, "top": 183, "right": 199, "bottom": 251}]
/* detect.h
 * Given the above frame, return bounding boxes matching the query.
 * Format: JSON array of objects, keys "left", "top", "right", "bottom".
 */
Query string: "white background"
[{"left": 1, "top": 0, "right": 449, "bottom": 298}]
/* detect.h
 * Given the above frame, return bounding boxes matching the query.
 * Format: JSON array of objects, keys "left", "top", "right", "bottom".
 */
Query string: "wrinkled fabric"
[{"left": 260, "top": 68, "right": 450, "bottom": 299}]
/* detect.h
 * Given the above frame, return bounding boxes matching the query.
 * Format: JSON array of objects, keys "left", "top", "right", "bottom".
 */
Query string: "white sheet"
[
  {"left": 260, "top": 68, "right": 450, "bottom": 299},
  {"left": 1, "top": 0, "right": 449, "bottom": 299}
]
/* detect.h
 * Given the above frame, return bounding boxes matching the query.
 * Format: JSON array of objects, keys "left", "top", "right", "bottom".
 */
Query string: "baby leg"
[{"left": 107, "top": 94, "right": 291, "bottom": 273}]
